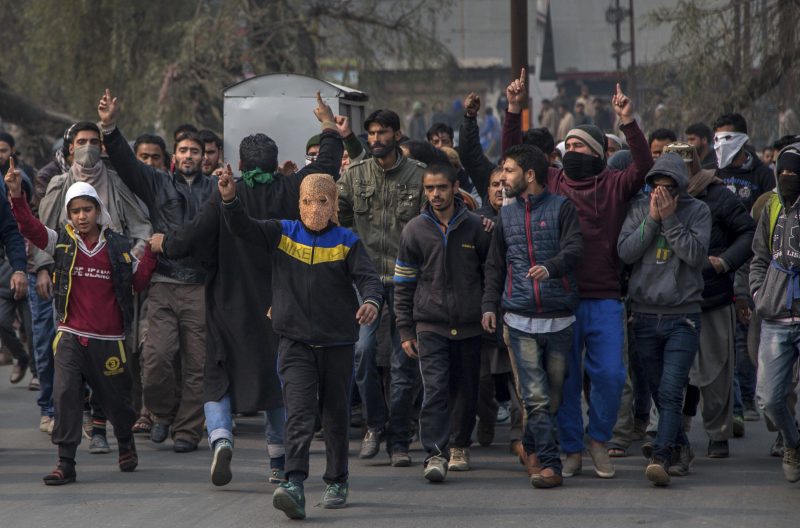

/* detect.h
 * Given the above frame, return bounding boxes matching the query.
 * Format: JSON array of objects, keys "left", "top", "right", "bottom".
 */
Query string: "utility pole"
[
  {"left": 510, "top": 0, "right": 529, "bottom": 128},
  {"left": 606, "top": 0, "right": 635, "bottom": 96}
]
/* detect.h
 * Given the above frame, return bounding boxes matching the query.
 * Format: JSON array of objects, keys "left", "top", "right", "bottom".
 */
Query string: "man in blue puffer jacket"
[{"left": 482, "top": 144, "right": 583, "bottom": 489}]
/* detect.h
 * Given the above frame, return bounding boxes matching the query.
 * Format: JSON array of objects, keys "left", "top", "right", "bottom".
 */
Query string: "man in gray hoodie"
[
  {"left": 618, "top": 152, "right": 711, "bottom": 486},
  {"left": 749, "top": 143, "right": 800, "bottom": 484}
]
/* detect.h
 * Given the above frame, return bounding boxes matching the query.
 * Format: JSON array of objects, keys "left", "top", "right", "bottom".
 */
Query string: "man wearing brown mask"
[{"left": 220, "top": 170, "right": 382, "bottom": 519}]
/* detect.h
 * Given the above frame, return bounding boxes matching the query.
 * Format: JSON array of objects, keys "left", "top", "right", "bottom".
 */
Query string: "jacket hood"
[
  {"left": 774, "top": 142, "right": 800, "bottom": 208},
  {"left": 63, "top": 181, "right": 113, "bottom": 229},
  {"left": 645, "top": 152, "right": 691, "bottom": 194}
]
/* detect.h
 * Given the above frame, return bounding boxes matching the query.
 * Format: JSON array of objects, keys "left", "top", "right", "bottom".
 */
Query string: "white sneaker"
[{"left": 39, "top": 416, "right": 51, "bottom": 433}]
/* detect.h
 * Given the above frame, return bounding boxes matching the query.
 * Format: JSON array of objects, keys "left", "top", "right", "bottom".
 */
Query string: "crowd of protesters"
[{"left": 0, "top": 69, "right": 799, "bottom": 520}]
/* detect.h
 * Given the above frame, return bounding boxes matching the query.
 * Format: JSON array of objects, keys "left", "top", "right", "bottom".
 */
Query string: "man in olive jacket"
[{"left": 337, "top": 109, "right": 425, "bottom": 466}]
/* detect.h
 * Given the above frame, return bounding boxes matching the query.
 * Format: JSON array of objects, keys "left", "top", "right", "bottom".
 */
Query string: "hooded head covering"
[
  {"left": 776, "top": 145, "right": 800, "bottom": 207},
  {"left": 299, "top": 173, "right": 338, "bottom": 231},
  {"left": 63, "top": 181, "right": 112, "bottom": 231},
  {"left": 644, "top": 152, "right": 691, "bottom": 197},
  {"left": 607, "top": 149, "right": 633, "bottom": 171}
]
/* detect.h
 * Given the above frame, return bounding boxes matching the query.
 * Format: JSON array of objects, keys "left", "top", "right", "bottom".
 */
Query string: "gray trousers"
[{"left": 693, "top": 304, "right": 735, "bottom": 441}]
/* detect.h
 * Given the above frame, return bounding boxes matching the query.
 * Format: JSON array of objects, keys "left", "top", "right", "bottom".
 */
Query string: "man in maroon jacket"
[{"left": 502, "top": 72, "right": 654, "bottom": 479}]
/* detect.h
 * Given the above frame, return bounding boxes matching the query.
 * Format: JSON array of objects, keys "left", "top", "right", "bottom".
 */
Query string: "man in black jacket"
[
  {"left": 394, "top": 164, "right": 490, "bottom": 482},
  {"left": 663, "top": 143, "right": 755, "bottom": 467},
  {"left": 98, "top": 89, "right": 215, "bottom": 452},
  {"left": 713, "top": 113, "right": 773, "bottom": 434},
  {"left": 220, "top": 170, "right": 382, "bottom": 519}
]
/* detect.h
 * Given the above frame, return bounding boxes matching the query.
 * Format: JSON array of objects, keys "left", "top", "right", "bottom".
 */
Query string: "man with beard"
[
  {"left": 483, "top": 145, "right": 583, "bottom": 488},
  {"left": 502, "top": 73, "right": 654, "bottom": 479},
  {"left": 199, "top": 130, "right": 223, "bottom": 176},
  {"left": 97, "top": 89, "right": 214, "bottom": 453},
  {"left": 151, "top": 93, "right": 344, "bottom": 486},
  {"left": 337, "top": 109, "right": 426, "bottom": 467}
]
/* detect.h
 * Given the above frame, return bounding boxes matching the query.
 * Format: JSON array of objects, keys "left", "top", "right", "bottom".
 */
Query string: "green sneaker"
[
  {"left": 273, "top": 481, "right": 306, "bottom": 520},
  {"left": 322, "top": 481, "right": 349, "bottom": 509}
]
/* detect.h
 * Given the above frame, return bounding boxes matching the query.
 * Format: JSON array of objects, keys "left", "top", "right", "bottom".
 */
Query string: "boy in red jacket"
[{"left": 5, "top": 165, "right": 156, "bottom": 485}]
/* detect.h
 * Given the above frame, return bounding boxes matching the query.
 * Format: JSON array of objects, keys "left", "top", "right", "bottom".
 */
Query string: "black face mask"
[
  {"left": 562, "top": 151, "right": 605, "bottom": 180},
  {"left": 779, "top": 174, "right": 800, "bottom": 206}
]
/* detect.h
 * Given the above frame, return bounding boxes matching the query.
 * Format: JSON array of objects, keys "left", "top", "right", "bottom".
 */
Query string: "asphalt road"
[{"left": 0, "top": 364, "right": 797, "bottom": 528}]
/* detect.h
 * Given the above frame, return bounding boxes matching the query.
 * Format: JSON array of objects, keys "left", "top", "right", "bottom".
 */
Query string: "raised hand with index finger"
[
  {"left": 612, "top": 82, "right": 634, "bottom": 125},
  {"left": 506, "top": 68, "right": 527, "bottom": 114},
  {"left": 98, "top": 88, "right": 119, "bottom": 127},
  {"left": 218, "top": 163, "right": 236, "bottom": 203},
  {"left": 4, "top": 157, "right": 22, "bottom": 199},
  {"left": 313, "top": 91, "right": 335, "bottom": 125}
]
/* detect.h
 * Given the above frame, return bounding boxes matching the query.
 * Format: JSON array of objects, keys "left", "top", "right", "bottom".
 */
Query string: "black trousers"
[
  {"left": 279, "top": 337, "right": 354, "bottom": 484},
  {"left": 417, "top": 332, "right": 482, "bottom": 460},
  {"left": 52, "top": 332, "right": 136, "bottom": 460}
]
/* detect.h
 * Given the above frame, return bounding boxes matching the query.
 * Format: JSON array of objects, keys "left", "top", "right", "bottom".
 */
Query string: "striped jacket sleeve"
[{"left": 393, "top": 222, "right": 421, "bottom": 342}]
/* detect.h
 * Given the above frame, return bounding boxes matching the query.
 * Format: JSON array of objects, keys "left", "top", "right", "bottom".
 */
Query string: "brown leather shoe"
[
  {"left": 9, "top": 363, "right": 25, "bottom": 384},
  {"left": 510, "top": 440, "right": 528, "bottom": 466},
  {"left": 531, "top": 467, "right": 563, "bottom": 489},
  {"left": 525, "top": 451, "right": 541, "bottom": 477}
]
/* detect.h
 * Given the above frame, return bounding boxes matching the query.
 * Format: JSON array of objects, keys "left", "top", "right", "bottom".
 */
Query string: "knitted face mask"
[{"left": 299, "top": 173, "right": 338, "bottom": 231}]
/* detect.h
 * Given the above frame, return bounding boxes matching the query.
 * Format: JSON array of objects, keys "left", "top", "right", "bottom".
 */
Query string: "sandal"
[
  {"left": 132, "top": 416, "right": 152, "bottom": 435},
  {"left": 43, "top": 464, "right": 76, "bottom": 485},
  {"left": 607, "top": 446, "right": 628, "bottom": 458}
]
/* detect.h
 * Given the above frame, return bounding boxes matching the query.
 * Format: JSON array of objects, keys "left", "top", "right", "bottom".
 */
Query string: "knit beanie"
[
  {"left": 565, "top": 125, "right": 607, "bottom": 159},
  {"left": 305, "top": 134, "right": 321, "bottom": 154}
]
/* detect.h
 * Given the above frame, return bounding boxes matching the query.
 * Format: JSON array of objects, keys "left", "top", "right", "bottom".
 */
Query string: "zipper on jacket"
[
  {"left": 525, "top": 200, "right": 542, "bottom": 312},
  {"left": 309, "top": 234, "right": 316, "bottom": 337},
  {"left": 507, "top": 263, "right": 513, "bottom": 297}
]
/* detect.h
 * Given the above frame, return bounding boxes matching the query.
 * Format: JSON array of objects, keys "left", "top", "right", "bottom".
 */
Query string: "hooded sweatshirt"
[
  {"left": 618, "top": 153, "right": 712, "bottom": 314},
  {"left": 750, "top": 142, "right": 800, "bottom": 321},
  {"left": 10, "top": 182, "right": 156, "bottom": 339}
]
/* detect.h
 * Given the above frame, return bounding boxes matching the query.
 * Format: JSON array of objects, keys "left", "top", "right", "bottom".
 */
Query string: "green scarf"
[{"left": 241, "top": 168, "right": 274, "bottom": 188}]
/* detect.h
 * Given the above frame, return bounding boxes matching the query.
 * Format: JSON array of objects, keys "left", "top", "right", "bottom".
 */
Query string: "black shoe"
[
  {"left": 668, "top": 444, "right": 694, "bottom": 477},
  {"left": 707, "top": 439, "right": 729, "bottom": 458},
  {"left": 359, "top": 429, "right": 383, "bottom": 459},
  {"left": 150, "top": 422, "right": 169, "bottom": 443},
  {"left": 733, "top": 415, "right": 745, "bottom": 438},
  {"left": 641, "top": 441, "right": 653, "bottom": 460},
  {"left": 173, "top": 439, "right": 197, "bottom": 453}
]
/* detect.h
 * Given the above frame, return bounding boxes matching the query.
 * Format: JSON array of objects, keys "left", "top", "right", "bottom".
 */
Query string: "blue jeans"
[
  {"left": 506, "top": 325, "right": 571, "bottom": 473},
  {"left": 633, "top": 312, "right": 700, "bottom": 463},
  {"left": 354, "top": 284, "right": 419, "bottom": 453},
  {"left": 204, "top": 394, "right": 286, "bottom": 458},
  {"left": 557, "top": 299, "right": 626, "bottom": 453},
  {"left": 27, "top": 273, "right": 55, "bottom": 417},
  {"left": 756, "top": 321, "right": 800, "bottom": 450}
]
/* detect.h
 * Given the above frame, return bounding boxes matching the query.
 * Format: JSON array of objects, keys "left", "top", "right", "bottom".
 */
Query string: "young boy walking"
[
  {"left": 218, "top": 169, "right": 382, "bottom": 519},
  {"left": 5, "top": 164, "right": 156, "bottom": 485}
]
